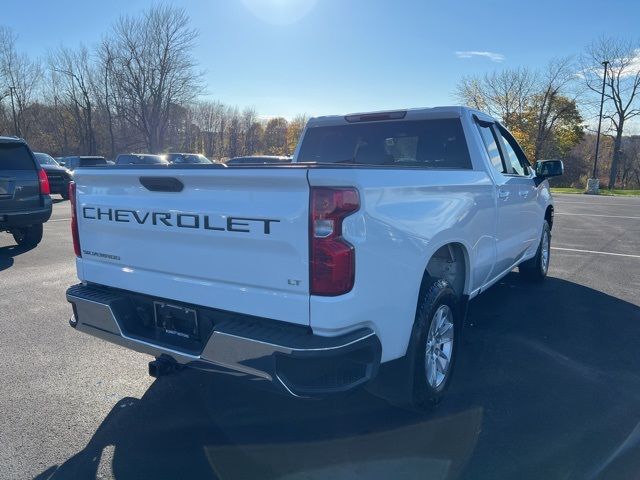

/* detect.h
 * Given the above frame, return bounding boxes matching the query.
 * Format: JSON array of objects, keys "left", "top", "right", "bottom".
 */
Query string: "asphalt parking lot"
[{"left": 1, "top": 193, "right": 639, "bottom": 480}]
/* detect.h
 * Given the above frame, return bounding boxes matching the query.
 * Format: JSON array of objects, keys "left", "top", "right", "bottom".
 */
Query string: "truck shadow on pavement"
[
  {"left": 37, "top": 274, "right": 640, "bottom": 480},
  {"left": 0, "top": 243, "right": 36, "bottom": 272}
]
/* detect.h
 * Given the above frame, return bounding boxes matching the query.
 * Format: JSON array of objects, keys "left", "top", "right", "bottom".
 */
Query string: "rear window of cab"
[{"left": 297, "top": 118, "right": 471, "bottom": 169}]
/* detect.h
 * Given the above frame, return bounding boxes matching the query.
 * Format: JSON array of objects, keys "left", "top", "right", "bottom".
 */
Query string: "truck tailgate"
[{"left": 74, "top": 168, "right": 310, "bottom": 325}]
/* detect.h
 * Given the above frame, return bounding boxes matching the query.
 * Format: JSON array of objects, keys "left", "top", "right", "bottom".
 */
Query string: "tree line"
[
  {"left": 0, "top": 5, "right": 639, "bottom": 188},
  {"left": 0, "top": 5, "right": 306, "bottom": 160},
  {"left": 455, "top": 39, "right": 640, "bottom": 189}
]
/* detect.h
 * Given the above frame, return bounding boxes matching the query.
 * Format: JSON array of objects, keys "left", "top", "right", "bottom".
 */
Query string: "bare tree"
[
  {"left": 50, "top": 46, "right": 97, "bottom": 154},
  {"left": 531, "top": 57, "right": 581, "bottom": 159},
  {"left": 41, "top": 68, "right": 72, "bottom": 154},
  {"left": 582, "top": 37, "right": 640, "bottom": 189},
  {"left": 108, "top": 5, "right": 202, "bottom": 153},
  {"left": 96, "top": 39, "right": 117, "bottom": 158},
  {"left": 241, "top": 107, "right": 259, "bottom": 155},
  {"left": 455, "top": 62, "right": 583, "bottom": 161},
  {"left": 455, "top": 67, "right": 537, "bottom": 130},
  {"left": 0, "top": 26, "right": 42, "bottom": 137},
  {"left": 191, "top": 100, "right": 225, "bottom": 157}
]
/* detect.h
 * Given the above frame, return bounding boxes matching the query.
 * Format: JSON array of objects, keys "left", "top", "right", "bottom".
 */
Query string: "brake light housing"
[
  {"left": 69, "top": 182, "right": 81, "bottom": 257},
  {"left": 310, "top": 187, "right": 359, "bottom": 296},
  {"left": 38, "top": 168, "right": 50, "bottom": 195}
]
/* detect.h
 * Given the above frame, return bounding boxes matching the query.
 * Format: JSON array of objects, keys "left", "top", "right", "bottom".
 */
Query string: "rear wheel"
[
  {"left": 12, "top": 223, "right": 44, "bottom": 247},
  {"left": 409, "top": 279, "right": 460, "bottom": 408},
  {"left": 519, "top": 221, "right": 551, "bottom": 281}
]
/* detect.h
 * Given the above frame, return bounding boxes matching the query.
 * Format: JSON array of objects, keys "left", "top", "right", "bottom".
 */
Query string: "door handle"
[
  {"left": 498, "top": 189, "right": 510, "bottom": 200},
  {"left": 518, "top": 190, "right": 529, "bottom": 198}
]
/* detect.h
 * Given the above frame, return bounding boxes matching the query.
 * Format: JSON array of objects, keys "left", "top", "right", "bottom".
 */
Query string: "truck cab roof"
[{"left": 306, "top": 106, "right": 495, "bottom": 127}]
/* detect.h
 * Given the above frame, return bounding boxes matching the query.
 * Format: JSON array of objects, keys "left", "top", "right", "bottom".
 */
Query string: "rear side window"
[
  {"left": 0, "top": 143, "right": 35, "bottom": 170},
  {"left": 497, "top": 127, "right": 530, "bottom": 176},
  {"left": 298, "top": 119, "right": 472, "bottom": 169},
  {"left": 476, "top": 124, "right": 507, "bottom": 174}
]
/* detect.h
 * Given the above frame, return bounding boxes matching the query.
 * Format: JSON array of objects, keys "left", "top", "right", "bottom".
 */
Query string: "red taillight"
[
  {"left": 310, "top": 187, "right": 359, "bottom": 296},
  {"left": 69, "top": 182, "right": 81, "bottom": 257},
  {"left": 38, "top": 168, "right": 50, "bottom": 195}
]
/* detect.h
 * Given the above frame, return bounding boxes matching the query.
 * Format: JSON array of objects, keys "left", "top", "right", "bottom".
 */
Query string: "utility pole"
[
  {"left": 9, "top": 86, "right": 19, "bottom": 137},
  {"left": 587, "top": 60, "right": 609, "bottom": 194}
]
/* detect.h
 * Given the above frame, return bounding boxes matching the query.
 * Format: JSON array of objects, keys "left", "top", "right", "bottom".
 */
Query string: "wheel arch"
[
  {"left": 545, "top": 205, "right": 554, "bottom": 230},
  {"left": 419, "top": 241, "right": 471, "bottom": 299}
]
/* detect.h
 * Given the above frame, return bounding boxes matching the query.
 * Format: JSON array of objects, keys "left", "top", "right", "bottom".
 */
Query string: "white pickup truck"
[{"left": 66, "top": 106, "right": 563, "bottom": 408}]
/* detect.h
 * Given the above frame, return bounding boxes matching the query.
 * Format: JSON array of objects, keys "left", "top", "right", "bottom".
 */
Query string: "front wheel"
[
  {"left": 519, "top": 220, "right": 551, "bottom": 281},
  {"left": 409, "top": 279, "right": 461, "bottom": 408},
  {"left": 12, "top": 223, "right": 44, "bottom": 248}
]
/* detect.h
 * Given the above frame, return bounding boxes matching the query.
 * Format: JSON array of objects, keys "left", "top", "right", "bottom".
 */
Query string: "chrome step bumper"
[{"left": 66, "top": 284, "right": 381, "bottom": 397}]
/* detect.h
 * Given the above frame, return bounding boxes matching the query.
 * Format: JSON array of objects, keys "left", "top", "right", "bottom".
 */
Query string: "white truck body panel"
[
  {"left": 307, "top": 168, "right": 497, "bottom": 361},
  {"left": 75, "top": 168, "right": 311, "bottom": 325}
]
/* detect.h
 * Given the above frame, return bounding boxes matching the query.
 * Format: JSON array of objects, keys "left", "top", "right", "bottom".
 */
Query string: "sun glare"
[{"left": 241, "top": 0, "right": 318, "bottom": 25}]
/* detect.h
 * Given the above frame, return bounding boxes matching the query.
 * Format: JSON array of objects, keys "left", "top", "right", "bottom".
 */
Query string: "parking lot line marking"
[
  {"left": 49, "top": 218, "right": 71, "bottom": 222},
  {"left": 555, "top": 201, "right": 639, "bottom": 207},
  {"left": 552, "top": 247, "right": 640, "bottom": 259},
  {"left": 555, "top": 213, "right": 640, "bottom": 219}
]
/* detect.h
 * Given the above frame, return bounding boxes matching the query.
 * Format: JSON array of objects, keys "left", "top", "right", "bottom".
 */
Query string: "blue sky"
[{"left": 4, "top": 0, "right": 640, "bottom": 118}]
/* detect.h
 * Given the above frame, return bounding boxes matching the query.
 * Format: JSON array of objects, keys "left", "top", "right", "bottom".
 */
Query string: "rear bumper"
[
  {"left": 0, "top": 198, "right": 52, "bottom": 228},
  {"left": 66, "top": 283, "right": 381, "bottom": 397}
]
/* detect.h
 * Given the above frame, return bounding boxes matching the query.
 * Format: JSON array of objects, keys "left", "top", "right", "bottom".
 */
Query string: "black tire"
[
  {"left": 60, "top": 191, "right": 69, "bottom": 201},
  {"left": 408, "top": 278, "right": 461, "bottom": 409},
  {"left": 12, "top": 223, "right": 44, "bottom": 247},
  {"left": 519, "top": 221, "right": 551, "bottom": 281}
]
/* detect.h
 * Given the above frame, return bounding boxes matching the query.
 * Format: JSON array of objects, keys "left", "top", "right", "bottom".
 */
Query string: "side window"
[
  {"left": 497, "top": 127, "right": 530, "bottom": 176},
  {"left": 476, "top": 124, "right": 506, "bottom": 174}
]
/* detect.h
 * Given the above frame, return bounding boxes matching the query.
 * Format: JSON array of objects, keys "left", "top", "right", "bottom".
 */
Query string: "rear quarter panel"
[{"left": 308, "top": 168, "right": 495, "bottom": 362}]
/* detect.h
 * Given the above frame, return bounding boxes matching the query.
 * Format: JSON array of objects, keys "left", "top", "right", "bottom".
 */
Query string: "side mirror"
[{"left": 535, "top": 159, "right": 564, "bottom": 178}]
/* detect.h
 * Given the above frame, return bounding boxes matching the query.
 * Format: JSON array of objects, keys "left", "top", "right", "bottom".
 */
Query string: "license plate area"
[{"left": 153, "top": 302, "right": 199, "bottom": 340}]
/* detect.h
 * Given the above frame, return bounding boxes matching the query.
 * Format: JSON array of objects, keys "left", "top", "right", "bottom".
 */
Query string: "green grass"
[{"left": 551, "top": 187, "right": 640, "bottom": 196}]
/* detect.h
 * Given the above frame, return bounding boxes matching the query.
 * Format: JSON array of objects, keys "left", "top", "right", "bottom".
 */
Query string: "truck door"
[
  {"left": 493, "top": 125, "right": 539, "bottom": 263},
  {"left": 475, "top": 121, "right": 529, "bottom": 276}
]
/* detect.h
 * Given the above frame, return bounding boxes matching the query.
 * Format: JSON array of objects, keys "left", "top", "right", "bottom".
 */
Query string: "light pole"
[
  {"left": 8, "top": 86, "right": 19, "bottom": 137},
  {"left": 587, "top": 60, "right": 609, "bottom": 194}
]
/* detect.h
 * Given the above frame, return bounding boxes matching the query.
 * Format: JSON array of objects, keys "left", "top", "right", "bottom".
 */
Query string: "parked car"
[
  {"left": 164, "top": 153, "right": 213, "bottom": 164},
  {"left": 226, "top": 155, "right": 292, "bottom": 165},
  {"left": 64, "top": 156, "right": 108, "bottom": 171},
  {"left": 34, "top": 153, "right": 72, "bottom": 200},
  {"left": 55, "top": 157, "right": 66, "bottom": 167},
  {"left": 0, "top": 137, "right": 52, "bottom": 247},
  {"left": 115, "top": 153, "right": 169, "bottom": 166},
  {"left": 65, "top": 106, "right": 563, "bottom": 408}
]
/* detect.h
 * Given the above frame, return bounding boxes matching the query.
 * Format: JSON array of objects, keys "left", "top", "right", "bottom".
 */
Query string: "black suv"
[
  {"left": 34, "top": 152, "right": 72, "bottom": 200},
  {"left": 0, "top": 137, "right": 52, "bottom": 247}
]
